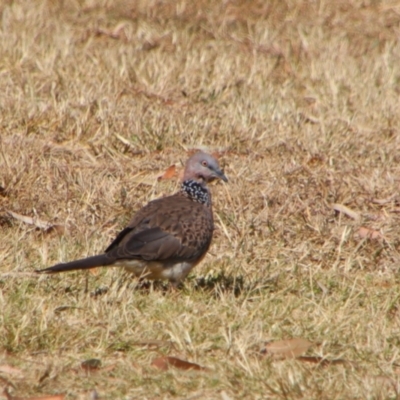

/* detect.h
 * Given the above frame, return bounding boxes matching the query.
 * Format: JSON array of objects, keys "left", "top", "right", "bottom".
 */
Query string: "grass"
[{"left": 1, "top": 0, "right": 400, "bottom": 398}]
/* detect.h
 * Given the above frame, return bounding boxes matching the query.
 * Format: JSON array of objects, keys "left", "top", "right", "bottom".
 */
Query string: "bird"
[{"left": 37, "top": 151, "right": 228, "bottom": 287}]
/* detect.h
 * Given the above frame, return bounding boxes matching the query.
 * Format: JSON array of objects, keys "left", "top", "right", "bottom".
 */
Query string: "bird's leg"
[{"left": 168, "top": 280, "right": 182, "bottom": 297}]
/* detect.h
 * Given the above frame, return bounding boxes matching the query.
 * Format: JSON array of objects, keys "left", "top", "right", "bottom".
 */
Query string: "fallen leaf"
[
  {"left": 81, "top": 359, "right": 101, "bottom": 371},
  {"left": 95, "top": 23, "right": 127, "bottom": 40},
  {"left": 158, "top": 165, "right": 177, "bottom": 181},
  {"left": 262, "top": 338, "right": 313, "bottom": 359},
  {"left": 357, "top": 226, "right": 383, "bottom": 240},
  {"left": 3, "top": 387, "right": 65, "bottom": 400},
  {"left": 307, "top": 155, "right": 325, "bottom": 166},
  {"left": 89, "top": 269, "right": 99, "bottom": 276},
  {"left": 6, "top": 210, "right": 64, "bottom": 233},
  {"left": 374, "top": 280, "right": 392, "bottom": 288},
  {"left": 0, "top": 365, "right": 23, "bottom": 376},
  {"left": 332, "top": 204, "right": 360, "bottom": 221},
  {"left": 151, "top": 356, "right": 205, "bottom": 371},
  {"left": 20, "top": 396, "right": 64, "bottom": 400}
]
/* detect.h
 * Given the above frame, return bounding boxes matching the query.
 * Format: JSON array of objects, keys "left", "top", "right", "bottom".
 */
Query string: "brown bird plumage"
[{"left": 37, "top": 152, "right": 227, "bottom": 286}]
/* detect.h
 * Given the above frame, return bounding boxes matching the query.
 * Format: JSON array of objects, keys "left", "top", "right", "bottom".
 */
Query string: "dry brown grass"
[{"left": 1, "top": 0, "right": 400, "bottom": 398}]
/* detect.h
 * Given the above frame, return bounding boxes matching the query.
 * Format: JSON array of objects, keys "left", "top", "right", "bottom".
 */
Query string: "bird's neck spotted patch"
[{"left": 181, "top": 180, "right": 210, "bottom": 206}]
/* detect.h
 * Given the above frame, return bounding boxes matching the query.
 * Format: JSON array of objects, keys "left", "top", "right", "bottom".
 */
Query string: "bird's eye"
[{"left": 201, "top": 160, "right": 208, "bottom": 167}]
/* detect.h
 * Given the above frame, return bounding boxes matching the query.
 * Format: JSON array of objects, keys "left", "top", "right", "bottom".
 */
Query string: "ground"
[{"left": 1, "top": 0, "right": 400, "bottom": 399}]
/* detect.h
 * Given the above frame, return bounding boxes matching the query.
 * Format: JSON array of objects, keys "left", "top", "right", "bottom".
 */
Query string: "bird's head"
[{"left": 183, "top": 151, "right": 228, "bottom": 185}]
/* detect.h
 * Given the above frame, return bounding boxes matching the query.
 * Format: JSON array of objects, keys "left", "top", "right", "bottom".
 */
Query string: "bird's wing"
[{"left": 105, "top": 194, "right": 214, "bottom": 264}]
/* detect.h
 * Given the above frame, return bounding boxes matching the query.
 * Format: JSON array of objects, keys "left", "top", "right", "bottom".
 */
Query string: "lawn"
[{"left": 1, "top": 0, "right": 400, "bottom": 398}]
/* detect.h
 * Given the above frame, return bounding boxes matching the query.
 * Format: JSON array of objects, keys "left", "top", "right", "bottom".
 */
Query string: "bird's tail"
[{"left": 37, "top": 254, "right": 115, "bottom": 274}]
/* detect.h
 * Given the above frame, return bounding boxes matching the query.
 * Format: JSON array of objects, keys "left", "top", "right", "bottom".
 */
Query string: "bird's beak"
[{"left": 213, "top": 168, "right": 228, "bottom": 182}]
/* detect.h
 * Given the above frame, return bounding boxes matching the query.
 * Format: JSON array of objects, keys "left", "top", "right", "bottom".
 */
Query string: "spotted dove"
[{"left": 37, "top": 152, "right": 227, "bottom": 286}]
